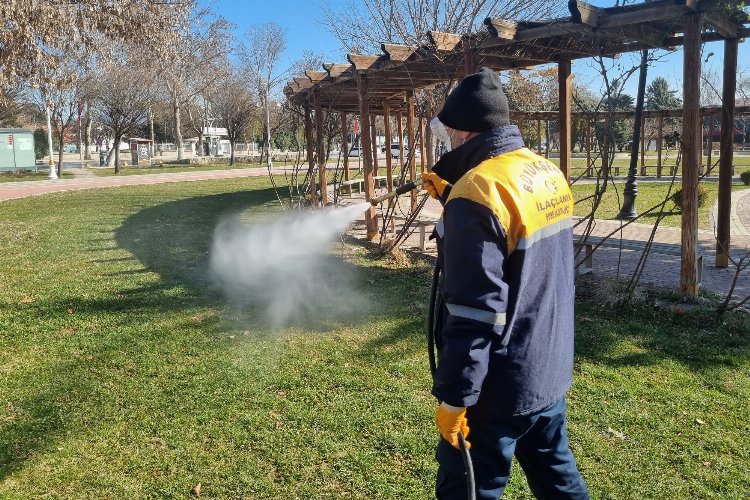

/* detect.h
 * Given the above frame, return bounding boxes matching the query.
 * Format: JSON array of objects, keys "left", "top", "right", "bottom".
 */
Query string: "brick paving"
[{"left": 347, "top": 186, "right": 750, "bottom": 302}]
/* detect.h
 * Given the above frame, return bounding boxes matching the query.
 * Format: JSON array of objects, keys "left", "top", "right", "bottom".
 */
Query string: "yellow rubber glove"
[
  {"left": 421, "top": 171, "right": 449, "bottom": 200},
  {"left": 435, "top": 402, "right": 471, "bottom": 449}
]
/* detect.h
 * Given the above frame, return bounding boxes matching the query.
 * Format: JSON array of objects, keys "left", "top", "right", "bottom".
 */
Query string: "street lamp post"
[
  {"left": 46, "top": 106, "right": 57, "bottom": 179},
  {"left": 619, "top": 49, "right": 649, "bottom": 219}
]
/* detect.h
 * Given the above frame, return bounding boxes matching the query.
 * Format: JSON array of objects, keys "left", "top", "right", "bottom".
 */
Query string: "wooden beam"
[
  {"left": 293, "top": 77, "right": 313, "bottom": 89},
  {"left": 704, "top": 11, "right": 737, "bottom": 38},
  {"left": 356, "top": 73, "right": 378, "bottom": 239},
  {"left": 516, "top": 22, "right": 593, "bottom": 42},
  {"left": 568, "top": 1, "right": 602, "bottom": 26},
  {"left": 313, "top": 88, "right": 328, "bottom": 205},
  {"left": 558, "top": 60, "right": 572, "bottom": 182},
  {"left": 324, "top": 63, "right": 352, "bottom": 79},
  {"left": 598, "top": 24, "right": 674, "bottom": 47},
  {"left": 483, "top": 18, "right": 517, "bottom": 41},
  {"left": 381, "top": 43, "right": 419, "bottom": 61},
  {"left": 306, "top": 70, "right": 327, "bottom": 82},
  {"left": 428, "top": 31, "right": 463, "bottom": 51},
  {"left": 716, "top": 36, "right": 737, "bottom": 268},
  {"left": 406, "top": 91, "right": 417, "bottom": 211},
  {"left": 680, "top": 13, "right": 702, "bottom": 296},
  {"left": 348, "top": 54, "right": 381, "bottom": 71},
  {"left": 599, "top": 2, "right": 697, "bottom": 29}
]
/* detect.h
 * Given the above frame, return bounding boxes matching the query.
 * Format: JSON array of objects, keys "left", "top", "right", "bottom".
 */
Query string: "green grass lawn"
[
  {"left": 0, "top": 178, "right": 748, "bottom": 498},
  {"left": 89, "top": 162, "right": 282, "bottom": 177},
  {"left": 0, "top": 171, "right": 74, "bottom": 183},
  {"left": 571, "top": 181, "right": 748, "bottom": 230}
]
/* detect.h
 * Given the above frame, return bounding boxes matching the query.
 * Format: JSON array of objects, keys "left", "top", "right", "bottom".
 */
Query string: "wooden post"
[
  {"left": 558, "top": 61, "right": 572, "bottom": 182},
  {"left": 397, "top": 111, "right": 405, "bottom": 175},
  {"left": 370, "top": 113, "right": 379, "bottom": 177},
  {"left": 356, "top": 72, "right": 378, "bottom": 239},
  {"left": 680, "top": 13, "right": 702, "bottom": 295},
  {"left": 640, "top": 115, "right": 646, "bottom": 176},
  {"left": 419, "top": 116, "right": 427, "bottom": 173},
  {"left": 602, "top": 115, "right": 611, "bottom": 178},
  {"left": 304, "top": 105, "right": 317, "bottom": 205},
  {"left": 426, "top": 112, "right": 435, "bottom": 170},
  {"left": 586, "top": 118, "right": 592, "bottom": 176},
  {"left": 341, "top": 112, "right": 350, "bottom": 194},
  {"left": 545, "top": 120, "right": 550, "bottom": 159},
  {"left": 707, "top": 116, "right": 714, "bottom": 173},
  {"left": 406, "top": 90, "right": 417, "bottom": 211},
  {"left": 313, "top": 88, "right": 327, "bottom": 204},
  {"left": 464, "top": 43, "right": 477, "bottom": 75},
  {"left": 656, "top": 114, "right": 664, "bottom": 178},
  {"left": 716, "top": 37, "right": 738, "bottom": 268},
  {"left": 383, "top": 102, "right": 393, "bottom": 192},
  {"left": 537, "top": 119, "right": 542, "bottom": 155}
]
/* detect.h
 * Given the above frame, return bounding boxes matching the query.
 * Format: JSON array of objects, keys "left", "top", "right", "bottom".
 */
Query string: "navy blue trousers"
[{"left": 436, "top": 397, "right": 589, "bottom": 500}]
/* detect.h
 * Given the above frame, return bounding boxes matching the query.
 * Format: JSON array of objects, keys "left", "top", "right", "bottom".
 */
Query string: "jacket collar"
[{"left": 431, "top": 125, "right": 525, "bottom": 184}]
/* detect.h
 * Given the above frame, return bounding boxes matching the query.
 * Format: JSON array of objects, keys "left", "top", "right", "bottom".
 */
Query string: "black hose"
[{"left": 428, "top": 261, "right": 476, "bottom": 500}]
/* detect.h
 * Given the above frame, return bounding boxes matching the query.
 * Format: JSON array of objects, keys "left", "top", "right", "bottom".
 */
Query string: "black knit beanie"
[{"left": 437, "top": 67, "right": 510, "bottom": 132}]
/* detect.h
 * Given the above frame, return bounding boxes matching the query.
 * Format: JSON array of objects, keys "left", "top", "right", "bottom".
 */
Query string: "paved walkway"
[
  {"left": 0, "top": 167, "right": 291, "bottom": 202},
  {"left": 356, "top": 186, "right": 750, "bottom": 302},
  {"left": 2, "top": 169, "right": 748, "bottom": 302}
]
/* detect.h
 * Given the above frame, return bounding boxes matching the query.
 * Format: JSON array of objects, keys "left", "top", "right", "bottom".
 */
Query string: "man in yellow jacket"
[{"left": 423, "top": 67, "right": 589, "bottom": 499}]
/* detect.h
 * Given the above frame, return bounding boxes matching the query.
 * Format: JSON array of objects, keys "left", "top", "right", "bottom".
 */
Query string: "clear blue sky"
[{"left": 209, "top": 0, "right": 748, "bottom": 99}]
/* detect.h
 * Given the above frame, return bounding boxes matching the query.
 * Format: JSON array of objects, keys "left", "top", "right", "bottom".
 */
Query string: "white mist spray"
[{"left": 209, "top": 202, "right": 372, "bottom": 328}]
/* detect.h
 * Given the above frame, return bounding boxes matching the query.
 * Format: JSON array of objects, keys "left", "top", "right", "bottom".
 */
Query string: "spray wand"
[{"left": 369, "top": 180, "right": 419, "bottom": 206}]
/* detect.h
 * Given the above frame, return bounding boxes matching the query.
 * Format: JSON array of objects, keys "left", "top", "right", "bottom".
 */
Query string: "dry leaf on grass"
[{"left": 192, "top": 482, "right": 201, "bottom": 497}]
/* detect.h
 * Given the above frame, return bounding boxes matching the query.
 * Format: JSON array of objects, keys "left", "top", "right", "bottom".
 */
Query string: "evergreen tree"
[{"left": 645, "top": 77, "right": 681, "bottom": 110}]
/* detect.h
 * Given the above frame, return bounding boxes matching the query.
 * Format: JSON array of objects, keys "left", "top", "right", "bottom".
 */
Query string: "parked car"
[
  {"left": 381, "top": 143, "right": 407, "bottom": 159},
  {"left": 348, "top": 146, "right": 362, "bottom": 157}
]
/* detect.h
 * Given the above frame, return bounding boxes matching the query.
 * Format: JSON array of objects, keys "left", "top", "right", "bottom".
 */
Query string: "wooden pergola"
[
  {"left": 286, "top": 0, "right": 749, "bottom": 296},
  {"left": 510, "top": 105, "right": 750, "bottom": 177}
]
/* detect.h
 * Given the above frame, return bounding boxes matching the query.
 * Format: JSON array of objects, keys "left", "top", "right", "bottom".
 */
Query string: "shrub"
[
  {"left": 671, "top": 183, "right": 709, "bottom": 209},
  {"left": 740, "top": 171, "right": 750, "bottom": 186},
  {"left": 33, "top": 129, "right": 48, "bottom": 160}
]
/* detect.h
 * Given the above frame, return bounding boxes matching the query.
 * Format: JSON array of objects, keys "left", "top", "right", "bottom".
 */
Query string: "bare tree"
[
  {"left": 93, "top": 64, "right": 154, "bottom": 174},
  {"left": 0, "top": 86, "right": 26, "bottom": 126},
  {"left": 0, "top": 1, "right": 190, "bottom": 89},
  {"left": 210, "top": 68, "right": 258, "bottom": 166},
  {"left": 241, "top": 23, "right": 288, "bottom": 168},
  {"left": 159, "top": 9, "right": 232, "bottom": 161},
  {"left": 321, "top": 0, "right": 565, "bottom": 51}
]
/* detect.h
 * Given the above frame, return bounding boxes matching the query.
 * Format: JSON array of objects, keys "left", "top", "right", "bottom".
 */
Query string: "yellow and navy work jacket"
[{"left": 431, "top": 125, "right": 575, "bottom": 417}]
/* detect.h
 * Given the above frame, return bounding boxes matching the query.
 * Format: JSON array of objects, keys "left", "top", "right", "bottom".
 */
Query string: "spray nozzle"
[{"left": 370, "top": 181, "right": 419, "bottom": 206}]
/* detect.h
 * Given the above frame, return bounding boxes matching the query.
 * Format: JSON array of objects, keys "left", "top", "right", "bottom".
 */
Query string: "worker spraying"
[{"left": 417, "top": 68, "right": 589, "bottom": 500}]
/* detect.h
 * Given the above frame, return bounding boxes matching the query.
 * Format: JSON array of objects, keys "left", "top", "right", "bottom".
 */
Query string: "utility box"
[
  {"left": 129, "top": 138, "right": 153, "bottom": 166},
  {"left": 0, "top": 129, "right": 36, "bottom": 171}
]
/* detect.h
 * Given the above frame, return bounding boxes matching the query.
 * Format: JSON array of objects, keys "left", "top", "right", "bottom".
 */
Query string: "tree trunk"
[
  {"left": 114, "top": 133, "right": 122, "bottom": 174},
  {"left": 56, "top": 128, "right": 64, "bottom": 177},
  {"left": 229, "top": 139, "right": 235, "bottom": 166},
  {"left": 84, "top": 102, "right": 92, "bottom": 160},
  {"left": 173, "top": 97, "right": 183, "bottom": 161},
  {"left": 149, "top": 108, "right": 155, "bottom": 158}
]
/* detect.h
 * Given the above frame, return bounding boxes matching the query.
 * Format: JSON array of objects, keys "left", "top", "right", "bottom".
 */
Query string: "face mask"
[{"left": 429, "top": 117, "right": 452, "bottom": 153}]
